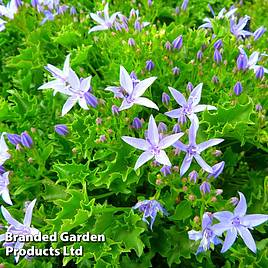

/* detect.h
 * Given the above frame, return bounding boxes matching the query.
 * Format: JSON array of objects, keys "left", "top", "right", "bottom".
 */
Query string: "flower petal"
[
  {"left": 90, "top": 13, "right": 105, "bottom": 25},
  {"left": 234, "top": 192, "right": 247, "bottom": 217},
  {"left": 134, "top": 151, "right": 154, "bottom": 170},
  {"left": 155, "top": 150, "right": 171, "bottom": 166},
  {"left": 61, "top": 96, "right": 77, "bottom": 116},
  {"left": 119, "top": 98, "right": 134, "bottom": 111},
  {"left": 121, "top": 136, "right": 148, "bottom": 150},
  {"left": 189, "top": 83, "right": 203, "bottom": 106},
  {"left": 193, "top": 105, "right": 217, "bottom": 113},
  {"left": 198, "top": 139, "right": 224, "bottom": 153},
  {"left": 213, "top": 211, "right": 233, "bottom": 223},
  {"left": 237, "top": 226, "right": 256, "bottom": 253},
  {"left": 80, "top": 76, "right": 92, "bottom": 92},
  {"left": 164, "top": 108, "right": 183, "bottom": 119},
  {"left": 189, "top": 120, "right": 198, "bottom": 146},
  {"left": 221, "top": 228, "right": 237, "bottom": 253},
  {"left": 211, "top": 223, "right": 232, "bottom": 236},
  {"left": 89, "top": 25, "right": 108, "bottom": 33},
  {"left": 132, "top": 77, "right": 157, "bottom": 98},
  {"left": 202, "top": 212, "right": 213, "bottom": 229},
  {"left": 248, "top": 51, "right": 259, "bottom": 67},
  {"left": 168, "top": 86, "right": 186, "bottom": 106},
  {"left": 78, "top": 97, "right": 89, "bottom": 110},
  {"left": 240, "top": 214, "right": 268, "bottom": 228},
  {"left": 194, "top": 154, "right": 212, "bottom": 173},
  {"left": 147, "top": 115, "right": 159, "bottom": 145},
  {"left": 134, "top": 97, "right": 159, "bottom": 110},
  {"left": 24, "top": 199, "right": 36, "bottom": 227},
  {"left": 159, "top": 133, "right": 184, "bottom": 149},
  {"left": 68, "top": 68, "right": 80, "bottom": 90},
  {"left": 120, "top": 66, "right": 133, "bottom": 94},
  {"left": 188, "top": 230, "right": 202, "bottom": 241},
  {"left": 173, "top": 140, "right": 187, "bottom": 152},
  {"left": 63, "top": 54, "right": 70, "bottom": 76},
  {"left": 1, "top": 189, "right": 12, "bottom": 206},
  {"left": 1, "top": 206, "right": 22, "bottom": 228},
  {"left": 180, "top": 154, "right": 193, "bottom": 176}
]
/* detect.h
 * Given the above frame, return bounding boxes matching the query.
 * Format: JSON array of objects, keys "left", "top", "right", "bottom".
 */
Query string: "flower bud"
[
  {"left": 132, "top": 117, "right": 143, "bottom": 129},
  {"left": 158, "top": 122, "right": 167, "bottom": 133},
  {"left": 54, "top": 124, "right": 69, "bottom": 136},
  {"left": 165, "top": 41, "right": 172, "bottom": 51},
  {"left": 233, "top": 81, "right": 243, "bottom": 96},
  {"left": 189, "top": 170, "right": 198, "bottom": 183},
  {"left": 160, "top": 165, "right": 172, "bottom": 176},
  {"left": 172, "top": 124, "right": 181, "bottom": 133},
  {"left": 200, "top": 181, "right": 211, "bottom": 194},
  {"left": 162, "top": 92, "right": 170, "bottom": 105},
  {"left": 187, "top": 82, "right": 194, "bottom": 92},
  {"left": 255, "top": 66, "right": 264, "bottom": 79},
  {"left": 146, "top": 60, "right": 155, "bottom": 71},
  {"left": 213, "top": 39, "right": 222, "bottom": 50},
  {"left": 70, "top": 6, "right": 77, "bottom": 15},
  {"left": 196, "top": 50, "right": 203, "bottom": 61},
  {"left": 255, "top": 104, "right": 262, "bottom": 111},
  {"left": 230, "top": 197, "right": 239, "bottom": 206},
  {"left": 128, "top": 38, "right": 135, "bottom": 46},
  {"left": 216, "top": 189, "right": 223, "bottom": 195},
  {"left": 7, "top": 134, "right": 21, "bottom": 146},
  {"left": 172, "top": 66, "right": 180, "bottom": 75},
  {"left": 213, "top": 49, "right": 222, "bottom": 64},
  {"left": 21, "top": 131, "right": 33, "bottom": 148},
  {"left": 253, "top": 26, "right": 266, "bottom": 41},
  {"left": 84, "top": 92, "right": 98, "bottom": 107},
  {"left": 237, "top": 54, "right": 248, "bottom": 71},
  {"left": 111, "top": 105, "right": 119, "bottom": 115},
  {"left": 172, "top": 35, "right": 183, "bottom": 50},
  {"left": 212, "top": 75, "right": 219, "bottom": 84}
]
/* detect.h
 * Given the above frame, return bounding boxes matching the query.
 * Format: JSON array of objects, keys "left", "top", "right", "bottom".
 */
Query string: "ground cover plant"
[{"left": 0, "top": 0, "right": 268, "bottom": 267}]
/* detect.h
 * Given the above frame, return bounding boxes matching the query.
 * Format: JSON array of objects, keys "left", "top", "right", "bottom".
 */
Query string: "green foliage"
[{"left": 0, "top": 0, "right": 268, "bottom": 267}]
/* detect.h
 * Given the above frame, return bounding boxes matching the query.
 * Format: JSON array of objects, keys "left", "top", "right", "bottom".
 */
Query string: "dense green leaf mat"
[{"left": 0, "top": 0, "right": 268, "bottom": 267}]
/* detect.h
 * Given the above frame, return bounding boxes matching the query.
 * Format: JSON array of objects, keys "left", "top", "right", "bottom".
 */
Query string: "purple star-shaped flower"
[
  {"left": 212, "top": 192, "right": 268, "bottom": 253},
  {"left": 230, "top": 15, "right": 252, "bottom": 38},
  {"left": 174, "top": 120, "right": 224, "bottom": 176},
  {"left": 133, "top": 199, "right": 168, "bottom": 230},
  {"left": 0, "top": 199, "right": 40, "bottom": 262},
  {"left": 89, "top": 3, "right": 120, "bottom": 33},
  {"left": 122, "top": 115, "right": 184, "bottom": 170},
  {"left": 188, "top": 212, "right": 222, "bottom": 254},
  {"left": 165, "top": 83, "right": 217, "bottom": 124},
  {"left": 198, "top": 5, "right": 237, "bottom": 30},
  {"left": 105, "top": 66, "right": 158, "bottom": 111}
]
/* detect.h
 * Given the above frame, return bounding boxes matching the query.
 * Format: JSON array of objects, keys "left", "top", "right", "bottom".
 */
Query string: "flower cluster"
[
  {"left": 38, "top": 54, "right": 98, "bottom": 116},
  {"left": 189, "top": 192, "right": 268, "bottom": 254}
]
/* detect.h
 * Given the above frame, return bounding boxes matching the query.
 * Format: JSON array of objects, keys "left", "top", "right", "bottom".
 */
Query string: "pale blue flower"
[
  {"left": 188, "top": 212, "right": 222, "bottom": 254},
  {"left": 122, "top": 115, "right": 184, "bottom": 170},
  {"left": 105, "top": 66, "right": 158, "bottom": 111},
  {"left": 212, "top": 192, "right": 268, "bottom": 253},
  {"left": 165, "top": 83, "right": 217, "bottom": 124},
  {"left": 174, "top": 120, "right": 224, "bottom": 176},
  {"left": 0, "top": 199, "right": 40, "bottom": 262},
  {"left": 89, "top": 3, "right": 120, "bottom": 33},
  {"left": 133, "top": 199, "right": 168, "bottom": 230}
]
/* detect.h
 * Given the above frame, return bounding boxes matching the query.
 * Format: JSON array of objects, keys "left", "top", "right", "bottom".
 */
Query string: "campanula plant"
[{"left": 0, "top": 0, "right": 267, "bottom": 267}]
